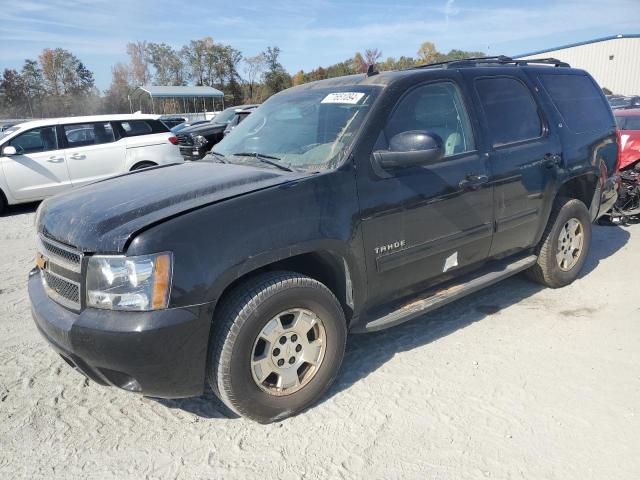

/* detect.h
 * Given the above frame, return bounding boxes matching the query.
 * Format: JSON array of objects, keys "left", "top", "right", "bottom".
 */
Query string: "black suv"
[
  {"left": 29, "top": 57, "right": 619, "bottom": 423},
  {"left": 176, "top": 105, "right": 259, "bottom": 160}
]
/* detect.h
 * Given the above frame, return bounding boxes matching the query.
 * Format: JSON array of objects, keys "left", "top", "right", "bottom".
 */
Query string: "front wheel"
[
  {"left": 207, "top": 271, "right": 347, "bottom": 423},
  {"left": 526, "top": 198, "right": 592, "bottom": 288}
]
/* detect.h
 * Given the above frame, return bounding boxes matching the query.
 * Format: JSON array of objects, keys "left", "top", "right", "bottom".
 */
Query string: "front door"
[
  {"left": 62, "top": 121, "right": 125, "bottom": 187},
  {"left": 357, "top": 79, "right": 494, "bottom": 307},
  {"left": 2, "top": 125, "right": 71, "bottom": 201}
]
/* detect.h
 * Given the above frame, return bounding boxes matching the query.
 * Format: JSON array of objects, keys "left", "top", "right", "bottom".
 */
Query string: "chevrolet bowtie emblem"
[{"left": 36, "top": 253, "right": 47, "bottom": 270}]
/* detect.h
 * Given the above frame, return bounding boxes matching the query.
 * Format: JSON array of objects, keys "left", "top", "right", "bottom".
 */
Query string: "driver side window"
[
  {"left": 380, "top": 82, "right": 475, "bottom": 157},
  {"left": 9, "top": 126, "right": 58, "bottom": 154}
]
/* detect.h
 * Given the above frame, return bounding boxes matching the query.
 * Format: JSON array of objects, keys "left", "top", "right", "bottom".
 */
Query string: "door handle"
[
  {"left": 459, "top": 174, "right": 489, "bottom": 191},
  {"left": 69, "top": 153, "right": 85, "bottom": 160},
  {"left": 47, "top": 156, "right": 63, "bottom": 163},
  {"left": 543, "top": 153, "right": 562, "bottom": 168}
]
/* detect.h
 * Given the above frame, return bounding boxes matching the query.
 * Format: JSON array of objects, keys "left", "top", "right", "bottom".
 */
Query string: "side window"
[
  {"left": 624, "top": 116, "right": 640, "bottom": 130},
  {"left": 119, "top": 120, "right": 153, "bottom": 137},
  {"left": 9, "top": 126, "right": 58, "bottom": 154},
  {"left": 539, "top": 74, "right": 611, "bottom": 134},
  {"left": 382, "top": 82, "right": 475, "bottom": 156},
  {"left": 64, "top": 122, "right": 115, "bottom": 148},
  {"left": 475, "top": 77, "right": 542, "bottom": 146}
]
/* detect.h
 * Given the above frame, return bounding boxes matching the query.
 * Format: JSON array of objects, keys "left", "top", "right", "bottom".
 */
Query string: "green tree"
[
  {"left": 0, "top": 69, "right": 26, "bottom": 117},
  {"left": 21, "top": 59, "right": 44, "bottom": 116},
  {"left": 262, "top": 46, "right": 291, "bottom": 96}
]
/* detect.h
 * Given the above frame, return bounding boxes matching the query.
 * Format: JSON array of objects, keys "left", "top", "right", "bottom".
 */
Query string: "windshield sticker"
[{"left": 321, "top": 92, "right": 365, "bottom": 104}]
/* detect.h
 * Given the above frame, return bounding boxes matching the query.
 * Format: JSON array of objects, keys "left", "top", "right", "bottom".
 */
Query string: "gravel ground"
[{"left": 1, "top": 204, "right": 639, "bottom": 480}]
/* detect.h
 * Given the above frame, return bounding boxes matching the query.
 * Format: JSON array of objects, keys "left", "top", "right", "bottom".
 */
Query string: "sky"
[{"left": 0, "top": 0, "right": 639, "bottom": 90}]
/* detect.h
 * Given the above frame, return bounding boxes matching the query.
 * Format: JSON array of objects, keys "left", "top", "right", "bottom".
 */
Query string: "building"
[{"left": 515, "top": 34, "right": 640, "bottom": 96}]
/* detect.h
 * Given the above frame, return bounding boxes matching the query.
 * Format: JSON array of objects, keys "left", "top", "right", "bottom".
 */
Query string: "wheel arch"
[
  {"left": 130, "top": 161, "right": 157, "bottom": 171},
  {"left": 213, "top": 249, "right": 356, "bottom": 326},
  {"left": 555, "top": 172, "right": 599, "bottom": 209}
]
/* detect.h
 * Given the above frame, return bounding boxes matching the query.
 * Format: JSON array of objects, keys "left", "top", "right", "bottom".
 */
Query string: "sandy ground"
[{"left": 0, "top": 203, "right": 639, "bottom": 480}]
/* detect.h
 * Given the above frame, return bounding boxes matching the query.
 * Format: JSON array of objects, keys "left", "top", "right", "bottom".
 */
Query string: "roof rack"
[{"left": 413, "top": 55, "right": 570, "bottom": 70}]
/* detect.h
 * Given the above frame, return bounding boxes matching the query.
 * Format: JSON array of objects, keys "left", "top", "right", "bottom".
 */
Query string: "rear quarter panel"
[{"left": 125, "top": 133, "right": 183, "bottom": 169}]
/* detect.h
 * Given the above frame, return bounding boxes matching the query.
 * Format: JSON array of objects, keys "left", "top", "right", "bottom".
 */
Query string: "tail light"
[{"left": 168, "top": 136, "right": 178, "bottom": 145}]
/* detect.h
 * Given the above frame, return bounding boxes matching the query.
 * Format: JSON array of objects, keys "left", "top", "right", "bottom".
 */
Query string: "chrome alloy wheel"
[
  {"left": 556, "top": 218, "right": 584, "bottom": 271},
  {"left": 250, "top": 308, "right": 326, "bottom": 396}
]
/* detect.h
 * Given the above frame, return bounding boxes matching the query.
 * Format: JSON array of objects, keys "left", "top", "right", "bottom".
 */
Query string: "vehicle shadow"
[
  {"left": 156, "top": 223, "right": 630, "bottom": 420},
  {"left": 1, "top": 201, "right": 40, "bottom": 216}
]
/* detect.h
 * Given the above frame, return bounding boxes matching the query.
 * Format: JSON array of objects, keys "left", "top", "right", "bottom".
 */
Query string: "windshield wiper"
[
  {"left": 231, "top": 152, "right": 293, "bottom": 172},
  {"left": 207, "top": 150, "right": 228, "bottom": 163}
]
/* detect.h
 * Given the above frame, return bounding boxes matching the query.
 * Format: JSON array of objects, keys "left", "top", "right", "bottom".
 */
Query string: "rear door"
[
  {"left": 62, "top": 121, "right": 125, "bottom": 187},
  {"left": 357, "top": 77, "right": 494, "bottom": 306},
  {"left": 464, "top": 71, "right": 562, "bottom": 256},
  {"left": 2, "top": 125, "right": 71, "bottom": 201}
]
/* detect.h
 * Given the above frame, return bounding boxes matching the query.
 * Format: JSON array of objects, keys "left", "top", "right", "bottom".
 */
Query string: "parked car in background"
[
  {"left": 608, "top": 95, "right": 640, "bottom": 110},
  {"left": 159, "top": 115, "right": 188, "bottom": 129},
  {"left": 603, "top": 108, "right": 640, "bottom": 222},
  {"left": 176, "top": 105, "right": 259, "bottom": 160},
  {"left": 29, "top": 57, "right": 618, "bottom": 422},
  {"left": 0, "top": 114, "right": 182, "bottom": 213},
  {"left": 223, "top": 108, "right": 256, "bottom": 137},
  {"left": 171, "top": 120, "right": 209, "bottom": 134}
]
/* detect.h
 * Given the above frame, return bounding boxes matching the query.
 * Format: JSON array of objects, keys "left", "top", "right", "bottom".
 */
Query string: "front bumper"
[{"left": 28, "top": 268, "right": 214, "bottom": 398}]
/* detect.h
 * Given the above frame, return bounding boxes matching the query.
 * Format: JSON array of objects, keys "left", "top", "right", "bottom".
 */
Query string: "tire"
[
  {"left": 526, "top": 198, "right": 592, "bottom": 288},
  {"left": 207, "top": 271, "right": 347, "bottom": 423},
  {"left": 0, "top": 191, "right": 6, "bottom": 216},
  {"left": 131, "top": 161, "right": 156, "bottom": 171}
]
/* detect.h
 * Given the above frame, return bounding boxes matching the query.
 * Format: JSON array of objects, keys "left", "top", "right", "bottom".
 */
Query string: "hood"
[
  {"left": 179, "top": 122, "right": 226, "bottom": 135},
  {"left": 38, "top": 162, "right": 306, "bottom": 253}
]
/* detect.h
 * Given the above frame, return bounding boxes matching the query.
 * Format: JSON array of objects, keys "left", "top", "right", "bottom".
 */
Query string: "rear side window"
[
  {"left": 118, "top": 119, "right": 168, "bottom": 136},
  {"left": 539, "top": 74, "right": 611, "bottom": 134},
  {"left": 119, "top": 120, "right": 153, "bottom": 136},
  {"left": 64, "top": 122, "right": 115, "bottom": 147},
  {"left": 618, "top": 116, "right": 640, "bottom": 130},
  {"left": 9, "top": 126, "right": 58, "bottom": 154},
  {"left": 475, "top": 77, "right": 542, "bottom": 146}
]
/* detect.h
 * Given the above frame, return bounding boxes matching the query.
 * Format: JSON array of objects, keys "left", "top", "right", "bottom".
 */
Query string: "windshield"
[
  {"left": 213, "top": 87, "right": 379, "bottom": 171},
  {"left": 213, "top": 107, "right": 242, "bottom": 125},
  {"left": 0, "top": 126, "right": 20, "bottom": 142}
]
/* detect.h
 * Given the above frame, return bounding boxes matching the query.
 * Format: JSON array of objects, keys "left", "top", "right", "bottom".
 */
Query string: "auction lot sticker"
[{"left": 321, "top": 92, "right": 366, "bottom": 104}]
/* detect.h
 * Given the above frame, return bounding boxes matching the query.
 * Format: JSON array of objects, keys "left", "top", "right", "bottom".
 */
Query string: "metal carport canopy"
[{"left": 133, "top": 85, "right": 224, "bottom": 98}]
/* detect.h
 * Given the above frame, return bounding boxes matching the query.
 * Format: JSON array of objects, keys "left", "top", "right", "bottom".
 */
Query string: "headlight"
[
  {"left": 193, "top": 135, "right": 208, "bottom": 148},
  {"left": 86, "top": 252, "right": 172, "bottom": 311}
]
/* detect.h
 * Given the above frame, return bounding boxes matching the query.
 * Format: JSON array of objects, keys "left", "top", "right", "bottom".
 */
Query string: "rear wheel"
[
  {"left": 131, "top": 161, "right": 156, "bottom": 171},
  {"left": 526, "top": 198, "right": 592, "bottom": 288},
  {"left": 207, "top": 271, "right": 347, "bottom": 423}
]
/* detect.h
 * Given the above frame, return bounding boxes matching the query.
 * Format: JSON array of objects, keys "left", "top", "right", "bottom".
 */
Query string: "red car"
[{"left": 614, "top": 108, "right": 640, "bottom": 170}]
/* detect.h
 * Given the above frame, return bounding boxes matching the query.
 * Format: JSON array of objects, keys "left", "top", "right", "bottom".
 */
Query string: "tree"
[
  {"left": 417, "top": 42, "right": 438, "bottom": 64},
  {"left": 127, "top": 41, "right": 151, "bottom": 86},
  {"left": 147, "top": 42, "right": 185, "bottom": 86},
  {"left": 243, "top": 54, "right": 267, "bottom": 100},
  {"left": 21, "top": 59, "right": 44, "bottom": 116},
  {"left": 0, "top": 69, "right": 26, "bottom": 117},
  {"left": 364, "top": 48, "right": 382, "bottom": 67},
  {"left": 104, "top": 63, "right": 132, "bottom": 113},
  {"left": 262, "top": 46, "right": 291, "bottom": 95}
]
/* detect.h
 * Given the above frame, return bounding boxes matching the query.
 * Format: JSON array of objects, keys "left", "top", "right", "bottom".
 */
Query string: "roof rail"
[{"left": 413, "top": 55, "right": 570, "bottom": 70}]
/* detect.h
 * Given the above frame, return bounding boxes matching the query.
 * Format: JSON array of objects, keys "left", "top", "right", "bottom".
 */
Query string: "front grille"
[
  {"left": 38, "top": 235, "right": 82, "bottom": 273},
  {"left": 42, "top": 269, "right": 81, "bottom": 310},
  {"left": 37, "top": 234, "right": 83, "bottom": 310},
  {"left": 177, "top": 134, "right": 194, "bottom": 146}
]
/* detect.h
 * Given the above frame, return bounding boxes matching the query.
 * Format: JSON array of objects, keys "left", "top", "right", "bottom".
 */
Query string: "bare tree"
[
  {"left": 364, "top": 48, "right": 382, "bottom": 66},
  {"left": 126, "top": 41, "right": 151, "bottom": 86},
  {"left": 243, "top": 54, "right": 266, "bottom": 102}
]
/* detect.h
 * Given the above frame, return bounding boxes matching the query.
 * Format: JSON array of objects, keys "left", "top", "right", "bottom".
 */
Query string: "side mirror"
[
  {"left": 1, "top": 146, "right": 17, "bottom": 156},
  {"left": 373, "top": 131, "right": 444, "bottom": 169}
]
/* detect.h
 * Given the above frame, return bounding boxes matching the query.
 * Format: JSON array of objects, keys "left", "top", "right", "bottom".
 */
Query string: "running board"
[{"left": 361, "top": 254, "right": 537, "bottom": 332}]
